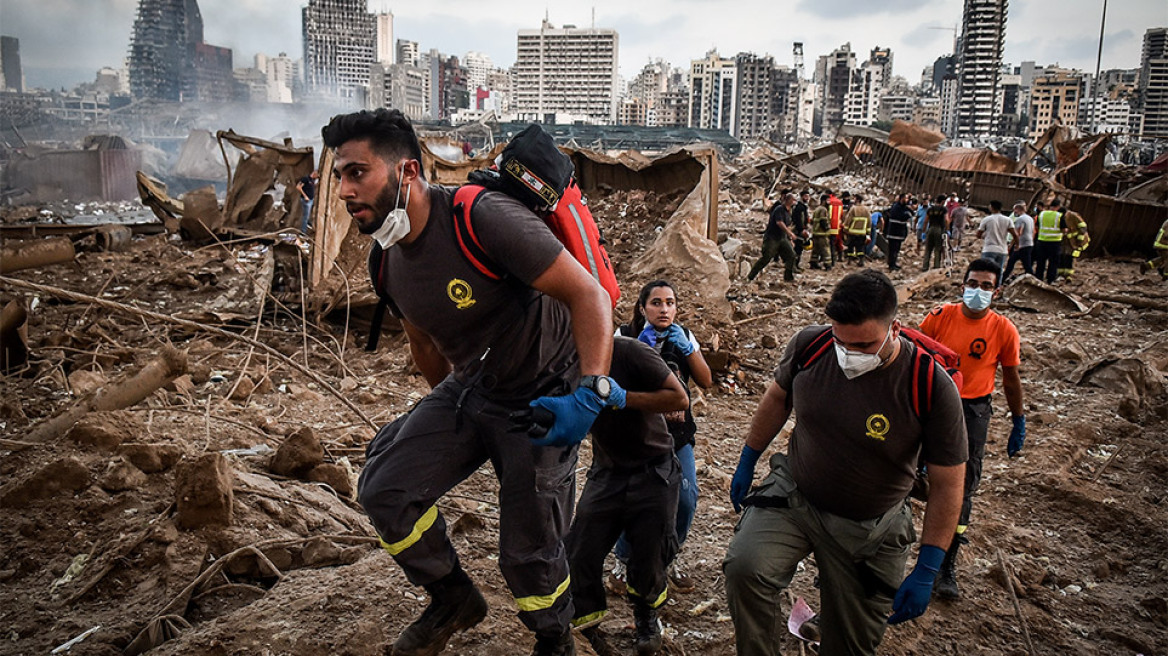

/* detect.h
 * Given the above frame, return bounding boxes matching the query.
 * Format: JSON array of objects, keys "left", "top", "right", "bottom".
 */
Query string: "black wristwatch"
[{"left": 578, "top": 375, "right": 613, "bottom": 402}]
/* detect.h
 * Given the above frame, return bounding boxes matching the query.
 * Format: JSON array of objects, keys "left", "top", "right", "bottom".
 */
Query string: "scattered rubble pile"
[{"left": 1, "top": 127, "right": 1167, "bottom": 656}]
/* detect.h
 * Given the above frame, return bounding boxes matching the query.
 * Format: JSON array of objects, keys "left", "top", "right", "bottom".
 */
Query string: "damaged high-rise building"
[
  {"left": 954, "top": 0, "right": 1008, "bottom": 138},
  {"left": 513, "top": 19, "right": 620, "bottom": 124},
  {"left": 128, "top": 0, "right": 235, "bottom": 102},
  {"left": 302, "top": 0, "right": 376, "bottom": 99}
]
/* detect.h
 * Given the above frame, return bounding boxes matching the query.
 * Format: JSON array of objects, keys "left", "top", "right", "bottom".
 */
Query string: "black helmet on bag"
[{"left": 497, "top": 124, "right": 574, "bottom": 212}]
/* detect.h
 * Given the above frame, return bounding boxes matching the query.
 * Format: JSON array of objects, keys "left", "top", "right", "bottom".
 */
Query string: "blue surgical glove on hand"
[
  {"left": 730, "top": 444, "right": 763, "bottom": 513},
  {"left": 665, "top": 323, "right": 696, "bottom": 356},
  {"left": 637, "top": 325, "right": 657, "bottom": 348},
  {"left": 1007, "top": 415, "right": 1026, "bottom": 458},
  {"left": 888, "top": 544, "right": 945, "bottom": 624},
  {"left": 521, "top": 381, "right": 627, "bottom": 447}
]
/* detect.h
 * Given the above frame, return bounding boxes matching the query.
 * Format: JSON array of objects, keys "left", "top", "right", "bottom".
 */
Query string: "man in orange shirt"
[{"left": 918, "top": 257, "right": 1026, "bottom": 600}]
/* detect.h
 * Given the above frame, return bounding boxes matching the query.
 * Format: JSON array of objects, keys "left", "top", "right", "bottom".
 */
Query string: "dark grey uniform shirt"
[
  {"left": 589, "top": 337, "right": 675, "bottom": 470},
  {"left": 380, "top": 185, "right": 578, "bottom": 401},
  {"left": 775, "top": 326, "right": 968, "bottom": 520}
]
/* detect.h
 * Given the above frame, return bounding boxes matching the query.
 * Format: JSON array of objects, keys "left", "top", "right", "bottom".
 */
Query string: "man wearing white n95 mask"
[
  {"left": 724, "top": 269, "right": 967, "bottom": 656},
  {"left": 325, "top": 109, "right": 617, "bottom": 656}
]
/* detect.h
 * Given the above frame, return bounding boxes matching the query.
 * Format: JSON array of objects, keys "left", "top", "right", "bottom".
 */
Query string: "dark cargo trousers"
[
  {"left": 567, "top": 455, "right": 680, "bottom": 626},
  {"left": 958, "top": 396, "right": 993, "bottom": 530},
  {"left": 723, "top": 454, "right": 915, "bottom": 656},
  {"left": 357, "top": 376, "right": 578, "bottom": 637}
]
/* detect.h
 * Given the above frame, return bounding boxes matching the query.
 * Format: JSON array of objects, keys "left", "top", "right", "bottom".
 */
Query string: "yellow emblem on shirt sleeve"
[
  {"left": 447, "top": 279, "right": 476, "bottom": 309},
  {"left": 865, "top": 414, "right": 890, "bottom": 441}
]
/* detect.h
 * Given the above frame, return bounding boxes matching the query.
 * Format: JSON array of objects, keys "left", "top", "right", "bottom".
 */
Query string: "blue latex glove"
[
  {"left": 664, "top": 324, "right": 696, "bottom": 356},
  {"left": 730, "top": 444, "right": 763, "bottom": 513},
  {"left": 637, "top": 325, "right": 657, "bottom": 348},
  {"left": 524, "top": 381, "right": 627, "bottom": 447},
  {"left": 888, "top": 544, "right": 945, "bottom": 624},
  {"left": 1007, "top": 415, "right": 1026, "bottom": 457}
]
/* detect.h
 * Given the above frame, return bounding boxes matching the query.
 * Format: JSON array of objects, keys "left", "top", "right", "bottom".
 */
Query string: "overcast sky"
[{"left": 2, "top": 0, "right": 1165, "bottom": 91}]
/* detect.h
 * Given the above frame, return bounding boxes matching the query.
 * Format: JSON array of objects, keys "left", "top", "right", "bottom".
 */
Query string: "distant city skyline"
[{"left": 1, "top": 0, "right": 1163, "bottom": 91}]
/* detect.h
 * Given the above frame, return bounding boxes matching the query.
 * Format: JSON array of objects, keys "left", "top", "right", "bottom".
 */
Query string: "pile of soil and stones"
[{"left": 1, "top": 180, "right": 1166, "bottom": 656}]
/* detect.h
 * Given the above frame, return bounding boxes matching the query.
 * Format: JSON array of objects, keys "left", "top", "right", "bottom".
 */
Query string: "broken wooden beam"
[
  {"left": 0, "top": 237, "right": 76, "bottom": 274},
  {"left": 1086, "top": 292, "right": 1168, "bottom": 312},
  {"left": 24, "top": 346, "right": 188, "bottom": 443}
]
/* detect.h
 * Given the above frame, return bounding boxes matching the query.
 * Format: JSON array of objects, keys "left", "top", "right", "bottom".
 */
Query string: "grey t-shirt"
[
  {"left": 590, "top": 337, "right": 676, "bottom": 469},
  {"left": 380, "top": 185, "right": 577, "bottom": 400},
  {"left": 1012, "top": 213, "right": 1035, "bottom": 248},
  {"left": 775, "top": 326, "right": 968, "bottom": 520},
  {"left": 980, "top": 213, "right": 1013, "bottom": 254}
]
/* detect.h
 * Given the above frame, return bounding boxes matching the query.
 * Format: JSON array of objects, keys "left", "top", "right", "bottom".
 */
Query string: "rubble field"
[{"left": 1, "top": 180, "right": 1167, "bottom": 656}]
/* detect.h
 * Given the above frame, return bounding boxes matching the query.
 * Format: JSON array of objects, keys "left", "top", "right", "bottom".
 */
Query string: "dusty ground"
[{"left": 1, "top": 181, "right": 1167, "bottom": 656}]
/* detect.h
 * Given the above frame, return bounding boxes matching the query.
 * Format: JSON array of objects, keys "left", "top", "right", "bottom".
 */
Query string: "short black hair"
[
  {"left": 990, "top": 200, "right": 1003, "bottom": 212},
  {"left": 1049, "top": 198, "right": 1061, "bottom": 208},
  {"left": 321, "top": 108, "right": 424, "bottom": 177},
  {"left": 965, "top": 257, "right": 1002, "bottom": 287},
  {"left": 825, "top": 269, "right": 898, "bottom": 325}
]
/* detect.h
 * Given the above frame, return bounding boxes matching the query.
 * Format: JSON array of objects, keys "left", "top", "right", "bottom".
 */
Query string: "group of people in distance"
[
  {"left": 324, "top": 108, "right": 1030, "bottom": 656},
  {"left": 748, "top": 188, "right": 1096, "bottom": 289}
]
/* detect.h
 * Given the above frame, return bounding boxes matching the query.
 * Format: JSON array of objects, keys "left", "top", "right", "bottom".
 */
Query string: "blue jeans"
[
  {"left": 300, "top": 199, "right": 313, "bottom": 233},
  {"left": 615, "top": 444, "right": 698, "bottom": 562}
]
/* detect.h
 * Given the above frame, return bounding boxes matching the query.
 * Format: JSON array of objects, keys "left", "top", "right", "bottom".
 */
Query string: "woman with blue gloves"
[{"left": 613, "top": 280, "right": 713, "bottom": 591}]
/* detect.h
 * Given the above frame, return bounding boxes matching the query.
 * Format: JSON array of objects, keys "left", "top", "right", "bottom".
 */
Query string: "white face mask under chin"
[
  {"left": 371, "top": 169, "right": 412, "bottom": 249},
  {"left": 834, "top": 328, "right": 892, "bottom": 379}
]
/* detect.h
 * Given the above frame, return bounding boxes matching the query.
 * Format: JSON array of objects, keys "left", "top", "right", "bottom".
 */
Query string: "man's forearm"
[
  {"left": 569, "top": 285, "right": 613, "bottom": 376},
  {"left": 1003, "top": 367, "right": 1024, "bottom": 417},
  {"left": 920, "top": 462, "right": 964, "bottom": 548},
  {"left": 745, "top": 382, "right": 791, "bottom": 452}
]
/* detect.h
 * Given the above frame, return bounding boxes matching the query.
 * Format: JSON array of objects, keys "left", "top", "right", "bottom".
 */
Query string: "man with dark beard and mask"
[
  {"left": 323, "top": 108, "right": 619, "bottom": 656},
  {"left": 918, "top": 257, "right": 1025, "bottom": 601},
  {"left": 723, "top": 269, "right": 967, "bottom": 656}
]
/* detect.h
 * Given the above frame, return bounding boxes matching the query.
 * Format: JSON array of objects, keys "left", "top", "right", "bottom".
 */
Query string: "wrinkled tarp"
[
  {"left": 887, "top": 120, "right": 945, "bottom": 151},
  {"left": 896, "top": 145, "right": 1044, "bottom": 176},
  {"left": 172, "top": 130, "right": 231, "bottom": 181}
]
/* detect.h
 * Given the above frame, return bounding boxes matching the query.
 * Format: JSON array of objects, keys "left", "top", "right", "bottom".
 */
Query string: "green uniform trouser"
[
  {"left": 723, "top": 454, "right": 916, "bottom": 656},
  {"left": 748, "top": 236, "right": 796, "bottom": 281},
  {"left": 811, "top": 235, "right": 832, "bottom": 268}
]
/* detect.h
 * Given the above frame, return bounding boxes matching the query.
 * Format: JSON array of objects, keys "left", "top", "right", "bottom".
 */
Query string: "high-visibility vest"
[
  {"left": 847, "top": 211, "right": 870, "bottom": 236},
  {"left": 828, "top": 197, "right": 843, "bottom": 235},
  {"left": 1037, "top": 210, "right": 1062, "bottom": 242},
  {"left": 811, "top": 209, "right": 831, "bottom": 236},
  {"left": 1155, "top": 220, "right": 1168, "bottom": 250}
]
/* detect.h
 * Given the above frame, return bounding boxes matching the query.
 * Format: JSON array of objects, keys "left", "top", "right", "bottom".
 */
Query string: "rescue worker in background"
[
  {"left": 613, "top": 280, "right": 713, "bottom": 594},
  {"left": 948, "top": 197, "right": 968, "bottom": 252},
  {"left": 792, "top": 190, "right": 812, "bottom": 272},
  {"left": 844, "top": 194, "right": 871, "bottom": 265},
  {"left": 327, "top": 109, "right": 620, "bottom": 656},
  {"left": 919, "top": 257, "right": 1026, "bottom": 600},
  {"left": 976, "top": 200, "right": 1017, "bottom": 279},
  {"left": 810, "top": 194, "right": 833, "bottom": 270},
  {"left": 566, "top": 336, "right": 689, "bottom": 656},
  {"left": 1032, "top": 198, "right": 1064, "bottom": 284},
  {"left": 748, "top": 193, "right": 799, "bottom": 283},
  {"left": 1140, "top": 216, "right": 1168, "bottom": 280},
  {"left": 1058, "top": 208, "right": 1090, "bottom": 281},
  {"left": 883, "top": 192, "right": 912, "bottom": 272},
  {"left": 827, "top": 191, "right": 844, "bottom": 268},
  {"left": 921, "top": 195, "right": 949, "bottom": 272},
  {"left": 913, "top": 197, "right": 927, "bottom": 255},
  {"left": 296, "top": 169, "right": 318, "bottom": 233},
  {"left": 1002, "top": 200, "right": 1036, "bottom": 283},
  {"left": 724, "top": 269, "right": 967, "bottom": 656}
]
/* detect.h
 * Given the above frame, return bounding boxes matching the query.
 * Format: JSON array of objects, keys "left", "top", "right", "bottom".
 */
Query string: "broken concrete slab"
[
  {"left": 175, "top": 453, "right": 235, "bottom": 529},
  {"left": 1003, "top": 274, "right": 1088, "bottom": 313}
]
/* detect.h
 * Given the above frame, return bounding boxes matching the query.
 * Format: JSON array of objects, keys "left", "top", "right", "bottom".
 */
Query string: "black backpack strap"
[
  {"left": 366, "top": 242, "right": 402, "bottom": 352},
  {"left": 452, "top": 185, "right": 505, "bottom": 280},
  {"left": 793, "top": 326, "right": 835, "bottom": 375}
]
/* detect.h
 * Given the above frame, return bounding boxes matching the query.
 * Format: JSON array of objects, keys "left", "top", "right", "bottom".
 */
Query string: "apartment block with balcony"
[{"left": 513, "top": 20, "right": 619, "bottom": 124}]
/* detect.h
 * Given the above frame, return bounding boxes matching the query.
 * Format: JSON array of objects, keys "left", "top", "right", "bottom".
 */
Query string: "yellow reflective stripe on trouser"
[
  {"left": 379, "top": 505, "right": 438, "bottom": 556},
  {"left": 956, "top": 524, "right": 967, "bottom": 534},
  {"left": 515, "top": 575, "right": 571, "bottom": 612},
  {"left": 571, "top": 609, "right": 607, "bottom": 628},
  {"left": 626, "top": 583, "right": 669, "bottom": 609}
]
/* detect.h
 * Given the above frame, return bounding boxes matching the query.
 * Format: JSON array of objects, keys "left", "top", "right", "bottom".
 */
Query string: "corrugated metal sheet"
[{"left": 8, "top": 148, "right": 141, "bottom": 202}]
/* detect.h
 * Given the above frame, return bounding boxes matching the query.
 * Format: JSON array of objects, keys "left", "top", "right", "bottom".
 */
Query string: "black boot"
[
  {"left": 392, "top": 566, "right": 488, "bottom": 656},
  {"left": 633, "top": 601, "right": 663, "bottom": 655},
  {"left": 531, "top": 631, "right": 575, "bottom": 656},
  {"left": 934, "top": 535, "right": 962, "bottom": 600},
  {"left": 581, "top": 627, "right": 619, "bottom": 656}
]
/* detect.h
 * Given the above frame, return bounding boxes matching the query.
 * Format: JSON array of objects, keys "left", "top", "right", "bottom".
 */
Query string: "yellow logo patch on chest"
[
  {"left": 865, "top": 414, "right": 890, "bottom": 441},
  {"left": 447, "top": 279, "right": 476, "bottom": 309}
]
